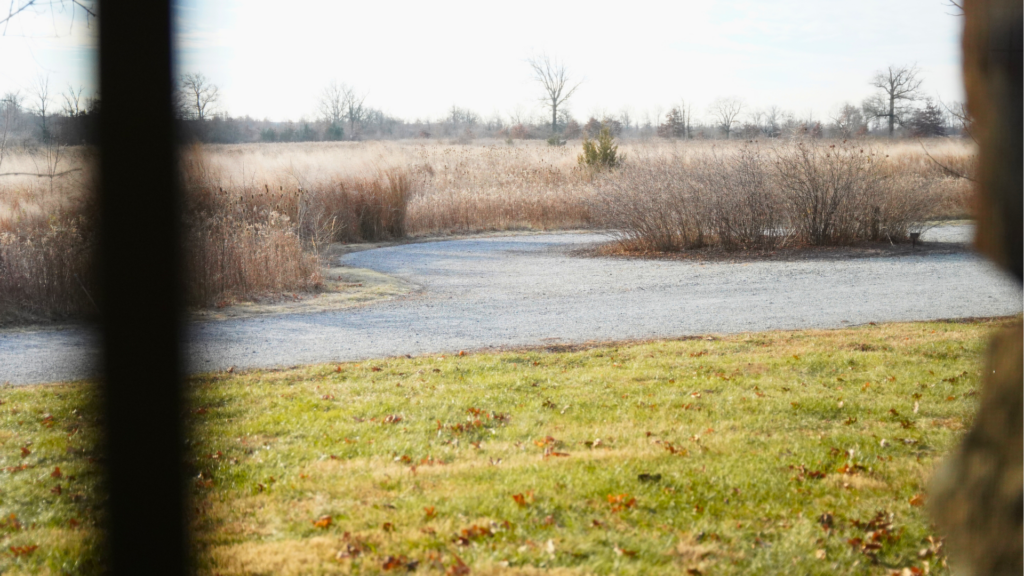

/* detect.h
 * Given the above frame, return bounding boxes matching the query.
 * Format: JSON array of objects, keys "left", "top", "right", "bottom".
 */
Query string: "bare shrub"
[
  {"left": 697, "top": 146, "right": 786, "bottom": 250},
  {"left": 773, "top": 141, "right": 936, "bottom": 245},
  {"left": 592, "top": 141, "right": 938, "bottom": 252},
  {"left": 591, "top": 145, "right": 786, "bottom": 252},
  {"left": 590, "top": 153, "right": 708, "bottom": 252}
]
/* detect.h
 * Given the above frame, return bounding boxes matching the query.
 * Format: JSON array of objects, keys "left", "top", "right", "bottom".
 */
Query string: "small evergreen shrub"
[{"left": 578, "top": 126, "right": 621, "bottom": 169}]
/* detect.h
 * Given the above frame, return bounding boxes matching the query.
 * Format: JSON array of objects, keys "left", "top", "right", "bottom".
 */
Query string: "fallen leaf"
[
  {"left": 424, "top": 506, "right": 436, "bottom": 519},
  {"left": 313, "top": 515, "right": 332, "bottom": 529},
  {"left": 381, "top": 555, "right": 417, "bottom": 571},
  {"left": 50, "top": 466, "right": 62, "bottom": 479},
  {"left": 814, "top": 549, "right": 827, "bottom": 560},
  {"left": 9, "top": 545, "right": 38, "bottom": 557},
  {"left": 909, "top": 494, "right": 925, "bottom": 507},
  {"left": 446, "top": 554, "right": 470, "bottom": 576}
]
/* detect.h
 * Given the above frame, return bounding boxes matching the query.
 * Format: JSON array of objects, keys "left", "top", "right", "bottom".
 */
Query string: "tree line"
[{"left": 1, "top": 63, "right": 968, "bottom": 150}]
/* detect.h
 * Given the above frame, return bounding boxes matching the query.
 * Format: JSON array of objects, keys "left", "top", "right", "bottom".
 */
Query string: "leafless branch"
[
  {"left": 0, "top": 168, "right": 82, "bottom": 178},
  {"left": 1, "top": 0, "right": 96, "bottom": 35},
  {"left": 919, "top": 140, "right": 975, "bottom": 182}
]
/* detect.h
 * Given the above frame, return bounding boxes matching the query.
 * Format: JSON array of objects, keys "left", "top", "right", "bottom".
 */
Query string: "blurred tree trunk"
[{"left": 929, "top": 1, "right": 1022, "bottom": 575}]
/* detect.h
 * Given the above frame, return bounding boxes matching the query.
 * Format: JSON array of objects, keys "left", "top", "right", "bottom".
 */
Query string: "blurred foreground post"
[
  {"left": 98, "top": 1, "right": 187, "bottom": 574},
  {"left": 930, "top": 1, "right": 1022, "bottom": 575}
]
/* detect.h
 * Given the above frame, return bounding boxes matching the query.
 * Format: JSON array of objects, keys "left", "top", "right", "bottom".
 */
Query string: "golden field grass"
[
  {"left": 0, "top": 138, "right": 976, "bottom": 322},
  {"left": 0, "top": 318, "right": 1012, "bottom": 575}
]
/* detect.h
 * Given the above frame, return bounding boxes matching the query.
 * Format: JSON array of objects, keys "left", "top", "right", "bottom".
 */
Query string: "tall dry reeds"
[
  {"left": 179, "top": 146, "right": 416, "bottom": 306},
  {"left": 0, "top": 138, "right": 977, "bottom": 321},
  {"left": 0, "top": 158, "right": 97, "bottom": 323},
  {"left": 404, "top": 144, "right": 592, "bottom": 234}
]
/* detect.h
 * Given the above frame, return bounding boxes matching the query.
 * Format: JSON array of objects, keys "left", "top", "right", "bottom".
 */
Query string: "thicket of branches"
[{"left": 590, "top": 141, "right": 940, "bottom": 252}]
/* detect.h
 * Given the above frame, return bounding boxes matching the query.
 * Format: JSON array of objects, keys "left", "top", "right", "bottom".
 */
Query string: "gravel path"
[{"left": 1, "top": 227, "right": 1020, "bottom": 384}]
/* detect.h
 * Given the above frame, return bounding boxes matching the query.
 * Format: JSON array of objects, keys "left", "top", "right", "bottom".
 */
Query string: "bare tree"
[
  {"left": 830, "top": 103, "right": 865, "bottom": 138},
  {"left": 343, "top": 90, "right": 365, "bottom": 134},
  {"left": 31, "top": 75, "right": 51, "bottom": 140},
  {"left": 61, "top": 84, "right": 85, "bottom": 117},
  {"left": 317, "top": 81, "right": 345, "bottom": 126},
  {"left": 527, "top": 53, "right": 582, "bottom": 134},
  {"left": 180, "top": 72, "right": 219, "bottom": 121},
  {"left": 941, "top": 98, "right": 973, "bottom": 139},
  {"left": 327, "top": 83, "right": 367, "bottom": 137},
  {"left": 0, "top": 92, "right": 23, "bottom": 170},
  {"left": 507, "top": 104, "right": 528, "bottom": 127},
  {"left": 676, "top": 100, "right": 694, "bottom": 139},
  {"left": 864, "top": 64, "right": 923, "bottom": 137},
  {"left": 758, "top": 105, "right": 784, "bottom": 138},
  {"left": 708, "top": 97, "right": 744, "bottom": 139},
  {"left": 618, "top": 107, "right": 633, "bottom": 132}
]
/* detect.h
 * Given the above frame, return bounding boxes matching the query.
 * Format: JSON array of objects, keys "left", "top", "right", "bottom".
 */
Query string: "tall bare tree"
[
  {"left": 342, "top": 85, "right": 366, "bottom": 135},
  {"left": 317, "top": 81, "right": 346, "bottom": 127},
  {"left": 863, "top": 64, "right": 923, "bottom": 137},
  {"left": 682, "top": 100, "right": 695, "bottom": 139},
  {"left": 180, "top": 72, "right": 219, "bottom": 121},
  {"left": 708, "top": 97, "right": 744, "bottom": 139},
  {"left": 527, "top": 53, "right": 582, "bottom": 134},
  {"left": 61, "top": 84, "right": 85, "bottom": 117},
  {"left": 0, "top": 92, "right": 23, "bottom": 170},
  {"left": 31, "top": 75, "right": 51, "bottom": 140}
]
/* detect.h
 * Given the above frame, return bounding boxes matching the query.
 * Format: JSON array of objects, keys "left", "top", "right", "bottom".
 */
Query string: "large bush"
[{"left": 590, "top": 141, "right": 937, "bottom": 252}]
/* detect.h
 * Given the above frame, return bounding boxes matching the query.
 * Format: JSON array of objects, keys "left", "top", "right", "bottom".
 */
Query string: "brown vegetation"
[
  {"left": 591, "top": 140, "right": 965, "bottom": 252},
  {"left": 0, "top": 138, "right": 975, "bottom": 323}
]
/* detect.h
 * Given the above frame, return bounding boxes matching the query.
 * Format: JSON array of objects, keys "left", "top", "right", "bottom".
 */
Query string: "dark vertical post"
[{"left": 98, "top": 1, "right": 187, "bottom": 574}]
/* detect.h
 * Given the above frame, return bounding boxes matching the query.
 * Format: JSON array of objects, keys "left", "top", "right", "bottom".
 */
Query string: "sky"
[{"left": 1, "top": 0, "right": 965, "bottom": 125}]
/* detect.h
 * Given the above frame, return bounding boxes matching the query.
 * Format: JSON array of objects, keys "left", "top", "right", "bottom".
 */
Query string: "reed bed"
[{"left": 0, "top": 138, "right": 976, "bottom": 322}]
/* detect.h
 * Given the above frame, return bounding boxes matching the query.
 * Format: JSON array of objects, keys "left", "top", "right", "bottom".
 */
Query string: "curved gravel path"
[{"left": 1, "top": 227, "right": 1020, "bottom": 384}]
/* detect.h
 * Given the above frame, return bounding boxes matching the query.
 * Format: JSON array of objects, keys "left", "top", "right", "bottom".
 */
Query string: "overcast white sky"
[{"left": 2, "top": 0, "right": 964, "bottom": 124}]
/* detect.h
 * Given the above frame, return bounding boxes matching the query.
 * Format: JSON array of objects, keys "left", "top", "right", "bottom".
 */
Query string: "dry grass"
[
  {"left": 0, "top": 149, "right": 97, "bottom": 323},
  {"left": 0, "top": 138, "right": 976, "bottom": 321}
]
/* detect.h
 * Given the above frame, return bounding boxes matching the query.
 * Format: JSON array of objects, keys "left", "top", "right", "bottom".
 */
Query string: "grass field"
[{"left": 0, "top": 318, "right": 1010, "bottom": 575}]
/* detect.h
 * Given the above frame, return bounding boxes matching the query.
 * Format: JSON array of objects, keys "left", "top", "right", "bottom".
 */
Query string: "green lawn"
[{"left": 1, "top": 319, "right": 1010, "bottom": 575}]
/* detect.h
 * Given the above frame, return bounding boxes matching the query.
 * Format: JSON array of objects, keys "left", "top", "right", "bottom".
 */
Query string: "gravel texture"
[{"left": 1, "top": 226, "right": 1020, "bottom": 385}]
